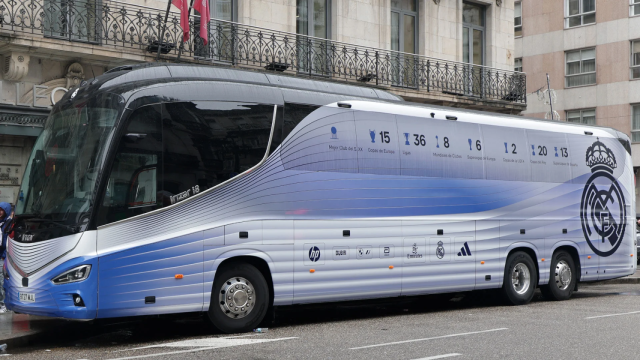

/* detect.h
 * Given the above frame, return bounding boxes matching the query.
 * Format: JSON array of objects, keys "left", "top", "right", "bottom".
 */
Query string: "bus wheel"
[
  {"left": 208, "top": 263, "right": 269, "bottom": 334},
  {"left": 502, "top": 251, "right": 537, "bottom": 305},
  {"left": 540, "top": 251, "right": 575, "bottom": 301}
]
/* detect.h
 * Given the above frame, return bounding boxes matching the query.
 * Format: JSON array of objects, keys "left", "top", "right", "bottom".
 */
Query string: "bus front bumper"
[{"left": 4, "top": 256, "right": 98, "bottom": 320}]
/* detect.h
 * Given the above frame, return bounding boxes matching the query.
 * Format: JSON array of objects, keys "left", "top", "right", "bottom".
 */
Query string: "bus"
[{"left": 7, "top": 64, "right": 635, "bottom": 333}]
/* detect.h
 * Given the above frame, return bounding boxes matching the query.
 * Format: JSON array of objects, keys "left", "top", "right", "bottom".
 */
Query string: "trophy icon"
[
  {"left": 404, "top": 133, "right": 410, "bottom": 145},
  {"left": 369, "top": 130, "right": 376, "bottom": 143}
]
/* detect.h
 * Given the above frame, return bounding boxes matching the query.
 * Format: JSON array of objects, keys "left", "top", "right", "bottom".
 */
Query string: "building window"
[
  {"left": 391, "top": 0, "right": 418, "bottom": 53},
  {"left": 632, "top": 40, "right": 640, "bottom": 79},
  {"left": 565, "top": 48, "right": 595, "bottom": 87},
  {"left": 633, "top": 105, "right": 640, "bottom": 142},
  {"left": 567, "top": 109, "right": 596, "bottom": 125},
  {"left": 565, "top": 0, "right": 595, "bottom": 28},
  {"left": 514, "top": 58, "right": 523, "bottom": 72},
  {"left": 210, "top": 0, "right": 236, "bottom": 21},
  {"left": 296, "top": 0, "right": 331, "bottom": 74},
  {"left": 463, "top": 2, "right": 485, "bottom": 66},
  {"left": 515, "top": 1, "right": 522, "bottom": 37},
  {"left": 631, "top": 0, "right": 640, "bottom": 16},
  {"left": 44, "top": 0, "right": 100, "bottom": 43},
  {"left": 296, "top": 0, "right": 330, "bottom": 38}
]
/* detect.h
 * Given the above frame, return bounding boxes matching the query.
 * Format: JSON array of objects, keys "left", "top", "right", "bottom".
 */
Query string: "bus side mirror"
[
  {"left": 127, "top": 166, "right": 157, "bottom": 209},
  {"left": 124, "top": 133, "right": 147, "bottom": 143}
]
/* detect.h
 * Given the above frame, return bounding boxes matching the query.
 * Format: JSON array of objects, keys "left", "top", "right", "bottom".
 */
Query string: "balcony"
[{"left": 0, "top": 0, "right": 526, "bottom": 110}]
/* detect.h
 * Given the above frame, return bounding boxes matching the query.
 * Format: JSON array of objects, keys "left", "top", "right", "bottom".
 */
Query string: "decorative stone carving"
[
  {"left": 20, "top": 62, "right": 85, "bottom": 107},
  {"left": 3, "top": 53, "right": 30, "bottom": 81},
  {"left": 65, "top": 63, "right": 85, "bottom": 88},
  {"left": 496, "top": 0, "right": 502, "bottom": 6}
]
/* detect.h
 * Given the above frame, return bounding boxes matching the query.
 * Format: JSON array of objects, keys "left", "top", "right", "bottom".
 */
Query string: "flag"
[
  {"left": 193, "top": 0, "right": 210, "bottom": 44},
  {"left": 172, "top": 0, "right": 190, "bottom": 42}
]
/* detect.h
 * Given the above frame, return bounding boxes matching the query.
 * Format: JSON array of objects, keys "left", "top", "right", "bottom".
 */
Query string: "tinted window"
[
  {"left": 96, "top": 105, "right": 163, "bottom": 226},
  {"left": 97, "top": 102, "right": 276, "bottom": 226},
  {"left": 283, "top": 103, "right": 319, "bottom": 140},
  {"left": 162, "top": 101, "right": 274, "bottom": 203}
]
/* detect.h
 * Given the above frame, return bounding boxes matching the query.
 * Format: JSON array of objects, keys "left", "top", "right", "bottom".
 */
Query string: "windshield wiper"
[{"left": 28, "top": 218, "right": 78, "bottom": 234}]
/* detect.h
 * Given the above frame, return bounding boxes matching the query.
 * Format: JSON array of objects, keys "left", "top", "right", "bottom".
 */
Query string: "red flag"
[
  {"left": 193, "top": 0, "right": 210, "bottom": 44},
  {"left": 172, "top": 0, "right": 190, "bottom": 42}
]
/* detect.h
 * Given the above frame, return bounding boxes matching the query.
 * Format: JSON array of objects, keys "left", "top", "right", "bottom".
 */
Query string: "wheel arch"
[
  {"left": 208, "top": 250, "right": 276, "bottom": 311},
  {"left": 550, "top": 243, "right": 582, "bottom": 282},
  {"left": 504, "top": 244, "right": 540, "bottom": 289}
]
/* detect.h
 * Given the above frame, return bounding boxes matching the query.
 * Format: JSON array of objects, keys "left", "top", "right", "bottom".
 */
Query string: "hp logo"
[{"left": 308, "top": 246, "right": 321, "bottom": 262}]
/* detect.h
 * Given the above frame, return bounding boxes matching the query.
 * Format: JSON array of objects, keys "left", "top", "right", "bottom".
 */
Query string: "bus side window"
[
  {"left": 96, "top": 105, "right": 163, "bottom": 226},
  {"left": 283, "top": 103, "right": 320, "bottom": 140},
  {"left": 162, "top": 101, "right": 275, "bottom": 205}
]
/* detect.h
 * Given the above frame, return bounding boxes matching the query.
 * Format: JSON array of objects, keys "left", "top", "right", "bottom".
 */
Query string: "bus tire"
[
  {"left": 540, "top": 251, "right": 575, "bottom": 301},
  {"left": 208, "top": 263, "right": 270, "bottom": 334},
  {"left": 502, "top": 251, "right": 537, "bottom": 305}
]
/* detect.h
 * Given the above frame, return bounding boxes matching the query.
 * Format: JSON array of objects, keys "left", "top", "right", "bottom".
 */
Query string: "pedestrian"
[{"left": 0, "top": 202, "right": 13, "bottom": 314}]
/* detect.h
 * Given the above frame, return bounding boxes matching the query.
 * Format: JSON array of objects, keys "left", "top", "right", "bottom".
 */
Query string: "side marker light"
[
  {"left": 588, "top": 256, "right": 591, "bottom": 259},
  {"left": 541, "top": 258, "right": 545, "bottom": 262},
  {"left": 631, "top": 254, "right": 634, "bottom": 257},
  {"left": 175, "top": 274, "right": 184, "bottom": 279},
  {"left": 480, "top": 261, "right": 485, "bottom": 265},
  {"left": 389, "top": 265, "right": 394, "bottom": 269},
  {"left": 310, "top": 269, "right": 315, "bottom": 273}
]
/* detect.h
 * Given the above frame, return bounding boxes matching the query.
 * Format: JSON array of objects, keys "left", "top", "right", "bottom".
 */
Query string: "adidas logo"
[{"left": 457, "top": 242, "right": 472, "bottom": 257}]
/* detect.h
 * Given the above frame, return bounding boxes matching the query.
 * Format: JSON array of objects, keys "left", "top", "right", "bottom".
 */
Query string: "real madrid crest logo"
[
  {"left": 580, "top": 139, "right": 626, "bottom": 257},
  {"left": 436, "top": 241, "right": 445, "bottom": 259}
]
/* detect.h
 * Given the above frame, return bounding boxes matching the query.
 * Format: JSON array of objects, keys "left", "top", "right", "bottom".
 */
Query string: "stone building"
[
  {"left": 0, "top": 0, "right": 523, "bottom": 204},
  {"left": 514, "top": 0, "right": 640, "bottom": 210}
]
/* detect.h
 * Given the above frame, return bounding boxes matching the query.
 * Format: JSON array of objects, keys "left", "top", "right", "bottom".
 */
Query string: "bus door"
[
  {"left": 401, "top": 220, "right": 476, "bottom": 295},
  {"left": 293, "top": 220, "right": 402, "bottom": 303},
  {"left": 97, "top": 104, "right": 205, "bottom": 317}
]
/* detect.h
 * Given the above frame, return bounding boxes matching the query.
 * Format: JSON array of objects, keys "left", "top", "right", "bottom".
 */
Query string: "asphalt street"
[{"left": 4, "top": 283, "right": 640, "bottom": 359}]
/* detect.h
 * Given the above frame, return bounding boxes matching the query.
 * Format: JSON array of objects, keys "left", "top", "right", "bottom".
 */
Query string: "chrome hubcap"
[
  {"left": 512, "top": 263, "right": 531, "bottom": 295},
  {"left": 555, "top": 260, "right": 572, "bottom": 291},
  {"left": 219, "top": 277, "right": 255, "bottom": 319}
]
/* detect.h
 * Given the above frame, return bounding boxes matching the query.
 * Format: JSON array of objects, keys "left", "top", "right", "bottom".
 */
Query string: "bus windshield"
[{"left": 15, "top": 92, "right": 124, "bottom": 233}]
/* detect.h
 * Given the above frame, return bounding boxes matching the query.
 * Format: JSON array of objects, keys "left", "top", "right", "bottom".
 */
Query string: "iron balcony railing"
[{"left": 0, "top": 0, "right": 526, "bottom": 104}]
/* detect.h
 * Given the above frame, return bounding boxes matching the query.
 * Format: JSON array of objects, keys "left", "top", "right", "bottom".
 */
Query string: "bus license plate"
[{"left": 19, "top": 292, "right": 35, "bottom": 303}]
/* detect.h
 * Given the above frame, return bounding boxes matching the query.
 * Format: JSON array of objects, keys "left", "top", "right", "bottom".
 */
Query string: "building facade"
[
  {"left": 0, "top": 0, "right": 523, "bottom": 204},
  {"left": 515, "top": 0, "right": 640, "bottom": 210}
]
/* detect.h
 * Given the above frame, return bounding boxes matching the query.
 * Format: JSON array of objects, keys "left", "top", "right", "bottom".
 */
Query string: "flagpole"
[
  {"left": 176, "top": 0, "right": 196, "bottom": 62},
  {"left": 156, "top": 0, "right": 174, "bottom": 62}
]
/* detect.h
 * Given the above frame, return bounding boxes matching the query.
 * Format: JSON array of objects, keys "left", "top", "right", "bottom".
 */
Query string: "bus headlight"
[{"left": 51, "top": 265, "right": 91, "bottom": 285}]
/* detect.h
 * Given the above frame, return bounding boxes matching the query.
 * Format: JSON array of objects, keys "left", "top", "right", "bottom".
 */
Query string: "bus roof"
[{"left": 95, "top": 63, "right": 402, "bottom": 102}]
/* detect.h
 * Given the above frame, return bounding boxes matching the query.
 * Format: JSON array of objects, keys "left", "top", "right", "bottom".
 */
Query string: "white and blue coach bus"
[{"left": 7, "top": 64, "right": 636, "bottom": 333}]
